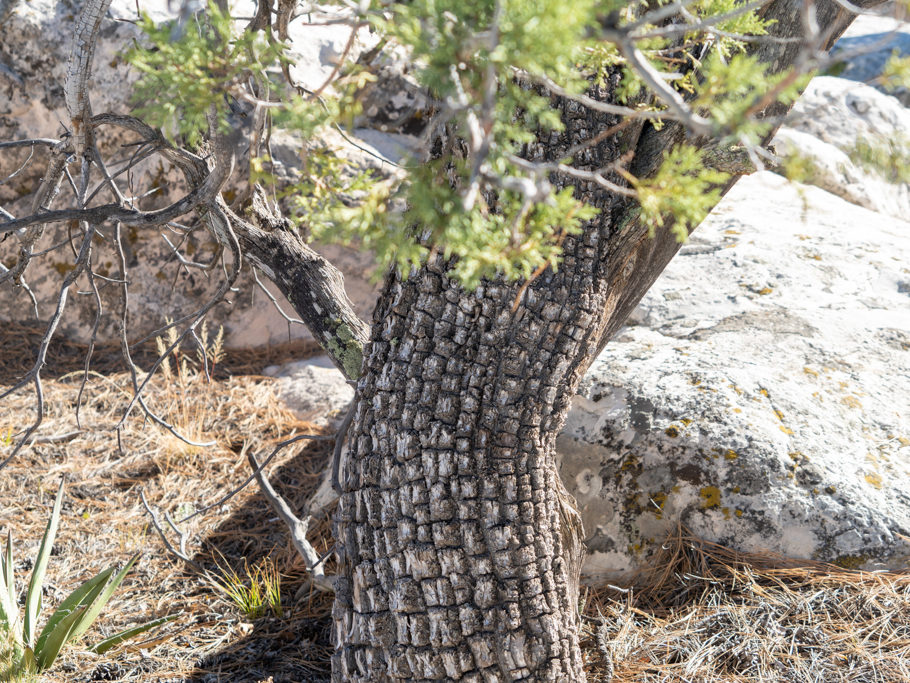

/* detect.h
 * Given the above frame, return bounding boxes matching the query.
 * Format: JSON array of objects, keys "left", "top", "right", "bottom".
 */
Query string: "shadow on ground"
[{"left": 183, "top": 438, "right": 336, "bottom": 683}]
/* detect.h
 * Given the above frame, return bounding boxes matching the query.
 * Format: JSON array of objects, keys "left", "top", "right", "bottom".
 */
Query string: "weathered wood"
[{"left": 65, "top": 0, "right": 113, "bottom": 158}]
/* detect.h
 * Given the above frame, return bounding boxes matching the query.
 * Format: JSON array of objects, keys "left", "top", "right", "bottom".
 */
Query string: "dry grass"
[
  {"left": 581, "top": 529, "right": 910, "bottom": 682},
  {"left": 1, "top": 326, "right": 909, "bottom": 682},
  {"left": 1, "top": 332, "right": 335, "bottom": 682}
]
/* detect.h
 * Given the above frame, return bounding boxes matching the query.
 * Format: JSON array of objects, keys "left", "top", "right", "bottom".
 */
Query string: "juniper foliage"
[{"left": 124, "top": 0, "right": 824, "bottom": 287}]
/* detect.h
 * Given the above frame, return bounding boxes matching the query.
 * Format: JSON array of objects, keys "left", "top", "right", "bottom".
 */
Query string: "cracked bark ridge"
[{"left": 332, "top": 79, "right": 635, "bottom": 681}]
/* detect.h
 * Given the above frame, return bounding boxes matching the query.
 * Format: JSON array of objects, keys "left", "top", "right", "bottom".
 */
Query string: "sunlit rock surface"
[
  {"left": 773, "top": 77, "right": 910, "bottom": 219},
  {"left": 562, "top": 172, "right": 910, "bottom": 580}
]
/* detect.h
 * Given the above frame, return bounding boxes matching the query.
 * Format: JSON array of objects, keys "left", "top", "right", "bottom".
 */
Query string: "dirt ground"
[{"left": 1, "top": 325, "right": 908, "bottom": 682}]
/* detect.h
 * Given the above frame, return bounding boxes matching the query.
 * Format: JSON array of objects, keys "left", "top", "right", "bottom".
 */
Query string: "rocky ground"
[{"left": 0, "top": 346, "right": 909, "bottom": 682}]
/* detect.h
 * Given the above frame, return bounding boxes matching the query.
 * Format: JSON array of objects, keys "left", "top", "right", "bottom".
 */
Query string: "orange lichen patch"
[
  {"left": 649, "top": 491, "right": 669, "bottom": 519},
  {"left": 841, "top": 395, "right": 863, "bottom": 410},
  {"left": 865, "top": 473, "right": 883, "bottom": 489},
  {"left": 52, "top": 261, "right": 75, "bottom": 276},
  {"left": 621, "top": 454, "right": 640, "bottom": 472},
  {"left": 665, "top": 426, "right": 680, "bottom": 438},
  {"left": 788, "top": 451, "right": 809, "bottom": 467},
  {"left": 699, "top": 486, "right": 722, "bottom": 509}
]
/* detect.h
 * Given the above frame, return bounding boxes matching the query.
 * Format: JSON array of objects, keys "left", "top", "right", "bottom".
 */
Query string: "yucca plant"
[{"left": 0, "top": 481, "right": 177, "bottom": 675}]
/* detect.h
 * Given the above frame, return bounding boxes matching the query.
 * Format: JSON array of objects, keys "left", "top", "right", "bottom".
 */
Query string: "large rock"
[
  {"left": 771, "top": 13, "right": 910, "bottom": 219},
  {"left": 558, "top": 171, "right": 910, "bottom": 581},
  {"left": 263, "top": 356, "right": 354, "bottom": 429},
  {"left": 832, "top": 13, "right": 910, "bottom": 106},
  {"left": 772, "top": 76, "right": 910, "bottom": 219}
]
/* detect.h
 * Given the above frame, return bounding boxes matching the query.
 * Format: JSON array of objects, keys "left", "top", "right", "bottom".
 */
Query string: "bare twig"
[
  {"left": 0, "top": 223, "right": 96, "bottom": 471},
  {"left": 331, "top": 396, "right": 358, "bottom": 494},
  {"left": 176, "top": 433, "right": 334, "bottom": 524},
  {"left": 312, "top": 21, "right": 363, "bottom": 97},
  {"left": 248, "top": 449, "right": 334, "bottom": 591},
  {"left": 140, "top": 488, "right": 202, "bottom": 568},
  {"left": 65, "top": 0, "right": 115, "bottom": 157}
]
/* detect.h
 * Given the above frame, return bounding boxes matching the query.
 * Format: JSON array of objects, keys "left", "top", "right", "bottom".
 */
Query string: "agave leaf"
[
  {"left": 33, "top": 566, "right": 115, "bottom": 656},
  {"left": 33, "top": 604, "right": 86, "bottom": 673},
  {"left": 67, "top": 553, "right": 140, "bottom": 644},
  {"left": 0, "top": 530, "right": 14, "bottom": 629},
  {"left": 88, "top": 613, "right": 178, "bottom": 655},
  {"left": 23, "top": 480, "right": 64, "bottom": 648}
]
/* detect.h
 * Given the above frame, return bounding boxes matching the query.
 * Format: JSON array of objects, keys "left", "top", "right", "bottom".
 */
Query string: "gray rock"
[
  {"left": 767, "top": 11, "right": 910, "bottom": 220},
  {"left": 772, "top": 76, "right": 910, "bottom": 219},
  {"left": 559, "top": 172, "right": 910, "bottom": 580},
  {"left": 263, "top": 356, "right": 354, "bottom": 428},
  {"left": 832, "top": 14, "right": 910, "bottom": 105}
]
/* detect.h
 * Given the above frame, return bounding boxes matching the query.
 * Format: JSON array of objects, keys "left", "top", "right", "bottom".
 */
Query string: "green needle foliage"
[
  {"left": 0, "top": 482, "right": 177, "bottom": 676},
  {"left": 882, "top": 51, "right": 910, "bottom": 94},
  {"left": 127, "top": 5, "right": 287, "bottom": 146},
  {"left": 126, "top": 0, "right": 811, "bottom": 288},
  {"left": 849, "top": 134, "right": 910, "bottom": 185},
  {"left": 633, "top": 145, "right": 729, "bottom": 241}
]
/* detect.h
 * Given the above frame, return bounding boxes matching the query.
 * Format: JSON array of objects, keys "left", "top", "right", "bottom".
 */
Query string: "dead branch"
[
  {"left": 65, "top": 0, "right": 114, "bottom": 158},
  {"left": 247, "top": 449, "right": 335, "bottom": 592},
  {"left": 175, "top": 433, "right": 335, "bottom": 525},
  {"left": 140, "top": 488, "right": 202, "bottom": 569}
]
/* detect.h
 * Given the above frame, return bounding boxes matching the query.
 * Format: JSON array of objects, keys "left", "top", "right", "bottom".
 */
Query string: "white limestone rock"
[
  {"left": 772, "top": 76, "right": 910, "bottom": 219},
  {"left": 559, "top": 172, "right": 910, "bottom": 581},
  {"left": 263, "top": 356, "right": 354, "bottom": 428},
  {"left": 832, "top": 13, "right": 910, "bottom": 106}
]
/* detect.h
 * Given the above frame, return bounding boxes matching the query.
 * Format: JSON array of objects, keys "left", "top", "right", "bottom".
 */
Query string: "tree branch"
[
  {"left": 226, "top": 203, "right": 370, "bottom": 381},
  {"left": 247, "top": 449, "right": 334, "bottom": 592},
  {"left": 65, "top": 0, "right": 114, "bottom": 157}
]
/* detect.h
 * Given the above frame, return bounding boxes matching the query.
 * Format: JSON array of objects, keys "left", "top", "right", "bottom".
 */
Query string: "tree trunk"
[
  {"left": 329, "top": 0, "right": 883, "bottom": 680},
  {"left": 332, "top": 86, "right": 631, "bottom": 680}
]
